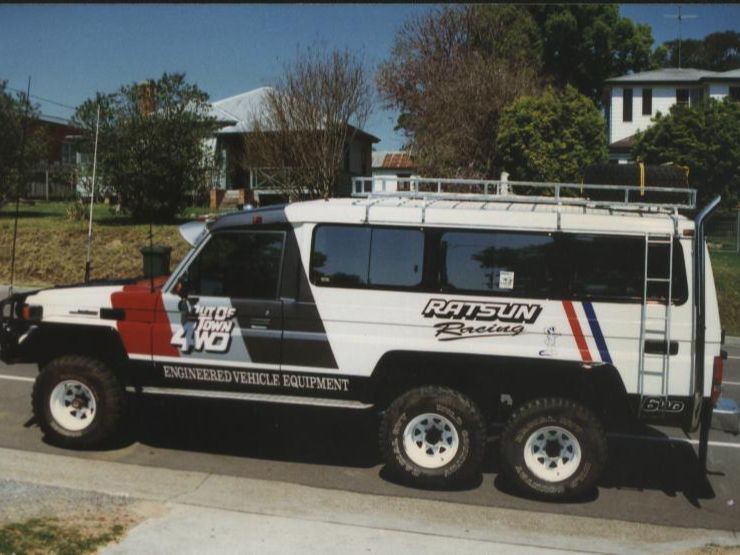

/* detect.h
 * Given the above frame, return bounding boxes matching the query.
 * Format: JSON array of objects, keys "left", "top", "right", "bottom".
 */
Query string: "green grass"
[
  {"left": 0, "top": 517, "right": 124, "bottom": 555},
  {"left": 711, "top": 251, "right": 740, "bottom": 335},
  {"left": 0, "top": 201, "right": 222, "bottom": 287}
]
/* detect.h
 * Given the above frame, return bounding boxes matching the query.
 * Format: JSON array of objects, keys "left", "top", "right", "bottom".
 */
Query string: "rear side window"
[
  {"left": 439, "top": 230, "right": 563, "bottom": 297},
  {"left": 311, "top": 225, "right": 424, "bottom": 288},
  {"left": 561, "top": 234, "right": 687, "bottom": 304}
]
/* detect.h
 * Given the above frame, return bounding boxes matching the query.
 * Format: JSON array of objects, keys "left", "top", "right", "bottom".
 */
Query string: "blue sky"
[{"left": 1, "top": 4, "right": 739, "bottom": 150}]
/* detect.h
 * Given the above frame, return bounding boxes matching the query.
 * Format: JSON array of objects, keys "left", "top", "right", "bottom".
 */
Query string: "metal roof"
[
  {"left": 605, "top": 67, "right": 740, "bottom": 85},
  {"left": 372, "top": 151, "right": 416, "bottom": 170}
]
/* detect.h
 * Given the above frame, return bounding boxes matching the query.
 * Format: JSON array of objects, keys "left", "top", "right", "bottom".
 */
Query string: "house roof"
[
  {"left": 605, "top": 67, "right": 740, "bottom": 86},
  {"left": 608, "top": 134, "right": 637, "bottom": 152},
  {"left": 210, "top": 87, "right": 379, "bottom": 143},
  {"left": 37, "top": 113, "right": 77, "bottom": 127},
  {"left": 210, "top": 87, "right": 273, "bottom": 132},
  {"left": 372, "top": 150, "right": 416, "bottom": 170}
]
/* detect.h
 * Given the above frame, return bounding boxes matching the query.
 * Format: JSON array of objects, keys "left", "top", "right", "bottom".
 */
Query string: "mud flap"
[{"left": 698, "top": 399, "right": 713, "bottom": 471}]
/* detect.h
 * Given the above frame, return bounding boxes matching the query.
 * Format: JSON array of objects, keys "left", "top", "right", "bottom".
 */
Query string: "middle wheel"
[{"left": 380, "top": 385, "right": 487, "bottom": 487}]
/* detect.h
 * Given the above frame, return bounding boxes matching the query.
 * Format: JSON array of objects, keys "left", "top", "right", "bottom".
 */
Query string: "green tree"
[
  {"left": 496, "top": 85, "right": 607, "bottom": 182},
  {"left": 632, "top": 98, "right": 740, "bottom": 208},
  {"left": 525, "top": 5, "right": 656, "bottom": 103},
  {"left": 377, "top": 5, "right": 541, "bottom": 177},
  {"left": 73, "top": 73, "right": 220, "bottom": 221},
  {"left": 0, "top": 81, "right": 47, "bottom": 208},
  {"left": 655, "top": 31, "right": 740, "bottom": 71}
]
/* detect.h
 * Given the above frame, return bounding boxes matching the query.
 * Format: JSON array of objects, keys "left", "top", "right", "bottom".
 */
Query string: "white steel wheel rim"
[
  {"left": 49, "top": 380, "right": 97, "bottom": 432},
  {"left": 523, "top": 425, "right": 582, "bottom": 483},
  {"left": 402, "top": 413, "right": 460, "bottom": 469}
]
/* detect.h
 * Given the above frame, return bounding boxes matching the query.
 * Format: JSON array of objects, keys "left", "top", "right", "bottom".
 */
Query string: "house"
[
  {"left": 370, "top": 150, "right": 418, "bottom": 192},
  {"left": 26, "top": 114, "right": 81, "bottom": 199},
  {"left": 208, "top": 87, "right": 379, "bottom": 206},
  {"left": 604, "top": 67, "right": 740, "bottom": 163}
]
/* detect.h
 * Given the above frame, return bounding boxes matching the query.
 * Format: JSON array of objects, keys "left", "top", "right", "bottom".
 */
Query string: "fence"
[
  {"left": 707, "top": 209, "right": 740, "bottom": 253},
  {"left": 24, "top": 165, "right": 78, "bottom": 200}
]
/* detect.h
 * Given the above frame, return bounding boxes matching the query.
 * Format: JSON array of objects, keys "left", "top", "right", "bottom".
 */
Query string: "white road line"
[
  {"left": 608, "top": 432, "right": 740, "bottom": 449},
  {"left": 0, "top": 373, "right": 34, "bottom": 383},
  {"left": 724, "top": 381, "right": 740, "bottom": 386},
  {"left": 728, "top": 355, "right": 740, "bottom": 360}
]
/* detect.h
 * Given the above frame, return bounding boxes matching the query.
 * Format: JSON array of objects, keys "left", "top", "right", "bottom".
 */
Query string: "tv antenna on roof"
[{"left": 664, "top": 6, "right": 697, "bottom": 69}]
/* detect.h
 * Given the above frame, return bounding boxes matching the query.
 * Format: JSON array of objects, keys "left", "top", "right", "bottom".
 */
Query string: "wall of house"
[
  {"left": 609, "top": 86, "right": 678, "bottom": 144},
  {"left": 708, "top": 82, "right": 730, "bottom": 99}
]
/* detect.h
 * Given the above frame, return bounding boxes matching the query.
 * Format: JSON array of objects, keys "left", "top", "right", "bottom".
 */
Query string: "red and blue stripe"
[{"left": 561, "top": 300, "right": 612, "bottom": 364}]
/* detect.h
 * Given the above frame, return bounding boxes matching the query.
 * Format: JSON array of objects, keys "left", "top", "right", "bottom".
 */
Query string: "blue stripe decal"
[{"left": 582, "top": 302, "right": 612, "bottom": 364}]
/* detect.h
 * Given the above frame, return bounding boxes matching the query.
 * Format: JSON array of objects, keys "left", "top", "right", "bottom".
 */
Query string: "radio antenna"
[
  {"left": 9, "top": 76, "right": 32, "bottom": 297},
  {"left": 664, "top": 6, "right": 697, "bottom": 69},
  {"left": 84, "top": 103, "right": 101, "bottom": 283}
]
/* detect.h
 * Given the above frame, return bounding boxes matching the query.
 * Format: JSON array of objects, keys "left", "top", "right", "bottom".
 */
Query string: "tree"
[
  {"left": 0, "top": 81, "right": 47, "bottom": 208},
  {"left": 632, "top": 98, "right": 740, "bottom": 208},
  {"left": 73, "top": 73, "right": 220, "bottom": 221},
  {"left": 525, "top": 5, "right": 656, "bottom": 103},
  {"left": 496, "top": 85, "right": 607, "bottom": 183},
  {"left": 377, "top": 5, "right": 541, "bottom": 178},
  {"left": 245, "top": 46, "right": 373, "bottom": 200},
  {"left": 654, "top": 31, "right": 740, "bottom": 71}
]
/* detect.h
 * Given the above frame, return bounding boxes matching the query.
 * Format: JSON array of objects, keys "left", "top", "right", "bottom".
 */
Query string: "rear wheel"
[
  {"left": 379, "top": 386, "right": 487, "bottom": 487},
  {"left": 32, "top": 355, "right": 125, "bottom": 448},
  {"left": 499, "top": 397, "right": 607, "bottom": 501}
]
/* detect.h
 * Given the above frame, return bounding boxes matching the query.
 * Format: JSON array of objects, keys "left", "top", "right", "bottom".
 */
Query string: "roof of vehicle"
[
  {"left": 283, "top": 198, "right": 692, "bottom": 236},
  {"left": 208, "top": 193, "right": 695, "bottom": 236}
]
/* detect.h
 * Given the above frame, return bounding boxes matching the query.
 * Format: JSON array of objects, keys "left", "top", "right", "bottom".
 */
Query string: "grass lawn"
[
  {"left": 0, "top": 201, "right": 217, "bottom": 287},
  {"left": 711, "top": 251, "right": 740, "bottom": 335},
  {"left": 1, "top": 200, "right": 738, "bottom": 334}
]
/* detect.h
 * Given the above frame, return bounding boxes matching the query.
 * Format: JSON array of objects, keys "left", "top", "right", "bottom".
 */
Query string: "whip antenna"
[
  {"left": 9, "top": 76, "right": 32, "bottom": 297},
  {"left": 84, "top": 103, "right": 101, "bottom": 283}
]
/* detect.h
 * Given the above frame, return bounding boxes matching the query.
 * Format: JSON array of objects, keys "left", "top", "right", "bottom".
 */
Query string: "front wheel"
[
  {"left": 379, "top": 386, "right": 487, "bottom": 487},
  {"left": 499, "top": 397, "right": 607, "bottom": 501},
  {"left": 32, "top": 355, "right": 125, "bottom": 448}
]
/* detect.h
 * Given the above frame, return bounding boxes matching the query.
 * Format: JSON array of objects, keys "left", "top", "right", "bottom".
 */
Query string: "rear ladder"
[{"left": 637, "top": 233, "right": 675, "bottom": 411}]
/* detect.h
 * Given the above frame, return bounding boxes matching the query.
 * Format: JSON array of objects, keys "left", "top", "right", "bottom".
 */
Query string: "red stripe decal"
[{"left": 562, "top": 300, "right": 592, "bottom": 362}]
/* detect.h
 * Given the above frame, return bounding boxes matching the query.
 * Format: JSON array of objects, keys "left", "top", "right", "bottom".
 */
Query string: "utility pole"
[{"left": 664, "top": 6, "right": 697, "bottom": 69}]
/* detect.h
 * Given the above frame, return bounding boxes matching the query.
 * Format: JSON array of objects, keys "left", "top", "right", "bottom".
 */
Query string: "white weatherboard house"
[
  {"left": 605, "top": 67, "right": 740, "bottom": 163},
  {"left": 207, "top": 87, "right": 379, "bottom": 202}
]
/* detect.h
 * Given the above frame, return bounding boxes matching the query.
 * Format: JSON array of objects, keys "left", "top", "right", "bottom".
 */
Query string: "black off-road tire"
[
  {"left": 499, "top": 398, "right": 607, "bottom": 501},
  {"left": 32, "top": 355, "right": 125, "bottom": 448},
  {"left": 379, "top": 386, "right": 487, "bottom": 488}
]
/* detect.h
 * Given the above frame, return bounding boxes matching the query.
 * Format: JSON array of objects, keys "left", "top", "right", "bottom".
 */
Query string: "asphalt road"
[{"left": 0, "top": 348, "right": 738, "bottom": 532}]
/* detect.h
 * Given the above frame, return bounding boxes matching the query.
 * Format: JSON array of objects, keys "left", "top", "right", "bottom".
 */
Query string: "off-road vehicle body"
[{"left": 0, "top": 177, "right": 729, "bottom": 499}]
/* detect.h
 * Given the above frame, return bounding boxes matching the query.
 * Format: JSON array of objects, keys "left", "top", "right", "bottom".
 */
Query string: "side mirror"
[{"left": 174, "top": 271, "right": 191, "bottom": 299}]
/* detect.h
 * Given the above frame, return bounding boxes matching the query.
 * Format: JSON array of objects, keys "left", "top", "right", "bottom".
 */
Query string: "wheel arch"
[
  {"left": 24, "top": 323, "right": 129, "bottom": 377},
  {"left": 369, "top": 350, "right": 631, "bottom": 426}
]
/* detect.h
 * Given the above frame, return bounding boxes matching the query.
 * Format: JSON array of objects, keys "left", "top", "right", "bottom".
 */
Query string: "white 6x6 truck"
[{"left": 0, "top": 177, "right": 732, "bottom": 500}]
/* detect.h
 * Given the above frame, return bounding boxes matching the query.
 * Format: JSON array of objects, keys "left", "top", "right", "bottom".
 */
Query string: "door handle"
[
  {"left": 644, "top": 340, "right": 679, "bottom": 355},
  {"left": 249, "top": 317, "right": 270, "bottom": 329}
]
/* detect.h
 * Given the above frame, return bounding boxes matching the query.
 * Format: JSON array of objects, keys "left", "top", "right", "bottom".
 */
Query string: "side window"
[
  {"left": 187, "top": 231, "right": 284, "bottom": 299},
  {"left": 439, "top": 230, "right": 562, "bottom": 298},
  {"left": 311, "top": 225, "right": 424, "bottom": 288},
  {"left": 563, "top": 235, "right": 644, "bottom": 301}
]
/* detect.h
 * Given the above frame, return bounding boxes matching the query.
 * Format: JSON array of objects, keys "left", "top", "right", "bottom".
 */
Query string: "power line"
[{"left": 5, "top": 84, "right": 77, "bottom": 111}]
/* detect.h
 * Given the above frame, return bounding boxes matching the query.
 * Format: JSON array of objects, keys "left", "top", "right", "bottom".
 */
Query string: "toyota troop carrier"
[{"left": 0, "top": 177, "right": 729, "bottom": 500}]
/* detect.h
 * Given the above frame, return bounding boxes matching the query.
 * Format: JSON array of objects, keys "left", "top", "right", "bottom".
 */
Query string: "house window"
[
  {"left": 642, "top": 88, "right": 652, "bottom": 115},
  {"left": 622, "top": 88, "right": 633, "bottom": 122},
  {"left": 61, "top": 142, "right": 75, "bottom": 165},
  {"left": 731, "top": 87, "right": 740, "bottom": 102},
  {"left": 676, "top": 88, "right": 689, "bottom": 104},
  {"left": 690, "top": 88, "right": 704, "bottom": 106}
]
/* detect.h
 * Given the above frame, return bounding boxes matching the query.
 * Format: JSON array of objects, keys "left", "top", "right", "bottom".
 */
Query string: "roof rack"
[{"left": 351, "top": 177, "right": 697, "bottom": 212}]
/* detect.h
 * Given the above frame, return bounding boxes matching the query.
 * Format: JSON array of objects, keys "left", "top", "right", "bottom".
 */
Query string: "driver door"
[{"left": 152, "top": 229, "right": 286, "bottom": 388}]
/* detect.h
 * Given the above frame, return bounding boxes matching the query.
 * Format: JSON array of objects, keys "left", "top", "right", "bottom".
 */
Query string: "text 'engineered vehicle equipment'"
[{"left": 0, "top": 176, "right": 730, "bottom": 500}]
